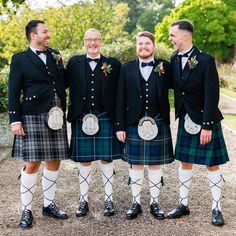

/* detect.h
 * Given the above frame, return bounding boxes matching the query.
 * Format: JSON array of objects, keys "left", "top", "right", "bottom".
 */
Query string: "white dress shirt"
[{"left": 138, "top": 58, "right": 155, "bottom": 81}]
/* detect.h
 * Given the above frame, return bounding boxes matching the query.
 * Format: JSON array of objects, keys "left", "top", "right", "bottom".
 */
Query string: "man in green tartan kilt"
[
  {"left": 167, "top": 20, "right": 229, "bottom": 226},
  {"left": 116, "top": 31, "right": 174, "bottom": 220},
  {"left": 66, "top": 29, "right": 121, "bottom": 217}
]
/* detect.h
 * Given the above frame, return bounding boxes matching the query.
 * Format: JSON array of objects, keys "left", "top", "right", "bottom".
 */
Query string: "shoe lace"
[
  {"left": 50, "top": 202, "right": 59, "bottom": 212},
  {"left": 79, "top": 201, "right": 87, "bottom": 210},
  {"left": 104, "top": 201, "right": 112, "bottom": 208},
  {"left": 22, "top": 210, "right": 31, "bottom": 220}
]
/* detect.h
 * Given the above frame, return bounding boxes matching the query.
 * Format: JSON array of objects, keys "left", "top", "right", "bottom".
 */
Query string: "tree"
[
  {"left": 111, "top": 0, "right": 174, "bottom": 34},
  {"left": 155, "top": 0, "right": 236, "bottom": 61},
  {"left": 0, "top": 0, "right": 129, "bottom": 65}
]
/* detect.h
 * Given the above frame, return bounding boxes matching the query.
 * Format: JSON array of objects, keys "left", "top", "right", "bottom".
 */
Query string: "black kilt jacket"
[
  {"left": 8, "top": 47, "right": 67, "bottom": 123},
  {"left": 66, "top": 54, "right": 121, "bottom": 122},
  {"left": 115, "top": 58, "right": 172, "bottom": 132},
  {"left": 172, "top": 46, "right": 223, "bottom": 130}
]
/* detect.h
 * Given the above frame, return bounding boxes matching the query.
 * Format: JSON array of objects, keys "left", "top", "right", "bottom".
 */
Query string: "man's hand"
[
  {"left": 200, "top": 129, "right": 212, "bottom": 145},
  {"left": 116, "top": 131, "right": 126, "bottom": 143},
  {"left": 11, "top": 123, "right": 25, "bottom": 136}
]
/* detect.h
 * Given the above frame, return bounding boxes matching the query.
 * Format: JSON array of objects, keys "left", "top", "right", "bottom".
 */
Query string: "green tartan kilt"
[
  {"left": 70, "top": 111, "right": 121, "bottom": 162},
  {"left": 124, "top": 116, "right": 174, "bottom": 165},
  {"left": 175, "top": 117, "right": 229, "bottom": 166}
]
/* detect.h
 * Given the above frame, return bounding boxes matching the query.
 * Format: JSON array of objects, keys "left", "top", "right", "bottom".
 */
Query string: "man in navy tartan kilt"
[
  {"left": 66, "top": 28, "right": 121, "bottom": 217},
  {"left": 8, "top": 20, "right": 69, "bottom": 229},
  {"left": 167, "top": 20, "right": 229, "bottom": 226},
  {"left": 116, "top": 31, "right": 174, "bottom": 220}
]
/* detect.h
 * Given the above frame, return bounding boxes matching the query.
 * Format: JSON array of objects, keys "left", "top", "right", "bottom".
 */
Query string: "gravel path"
[{"left": 0, "top": 115, "right": 235, "bottom": 236}]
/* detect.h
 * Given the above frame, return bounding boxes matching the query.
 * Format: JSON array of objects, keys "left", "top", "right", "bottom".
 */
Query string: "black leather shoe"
[
  {"left": 42, "top": 203, "right": 68, "bottom": 219},
  {"left": 167, "top": 204, "right": 190, "bottom": 219},
  {"left": 126, "top": 202, "right": 142, "bottom": 220},
  {"left": 19, "top": 209, "right": 33, "bottom": 228},
  {"left": 104, "top": 200, "right": 115, "bottom": 216},
  {"left": 212, "top": 209, "right": 224, "bottom": 226},
  {"left": 76, "top": 201, "right": 89, "bottom": 217},
  {"left": 150, "top": 202, "right": 165, "bottom": 220}
]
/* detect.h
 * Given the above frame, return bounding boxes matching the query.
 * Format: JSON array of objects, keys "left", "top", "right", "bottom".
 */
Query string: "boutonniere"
[
  {"left": 154, "top": 62, "right": 165, "bottom": 76},
  {"left": 187, "top": 55, "right": 198, "bottom": 69},
  {"left": 51, "top": 51, "right": 62, "bottom": 65},
  {"left": 101, "top": 62, "right": 112, "bottom": 77}
]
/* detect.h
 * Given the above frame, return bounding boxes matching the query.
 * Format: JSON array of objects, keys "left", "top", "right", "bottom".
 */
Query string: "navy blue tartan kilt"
[
  {"left": 70, "top": 111, "right": 121, "bottom": 162},
  {"left": 12, "top": 95, "right": 69, "bottom": 162},
  {"left": 175, "top": 117, "right": 229, "bottom": 166},
  {"left": 124, "top": 116, "right": 174, "bottom": 165}
]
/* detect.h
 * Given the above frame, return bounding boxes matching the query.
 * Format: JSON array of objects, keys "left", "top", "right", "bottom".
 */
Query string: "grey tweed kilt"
[{"left": 12, "top": 95, "right": 69, "bottom": 162}]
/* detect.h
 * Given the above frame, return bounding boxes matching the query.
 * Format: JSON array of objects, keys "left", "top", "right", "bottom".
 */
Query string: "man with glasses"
[{"left": 66, "top": 28, "right": 121, "bottom": 217}]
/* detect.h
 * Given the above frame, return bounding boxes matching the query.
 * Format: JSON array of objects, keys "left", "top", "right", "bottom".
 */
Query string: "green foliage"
[
  {"left": 0, "top": 66, "right": 8, "bottom": 113},
  {"left": 155, "top": 0, "right": 236, "bottom": 61},
  {"left": 0, "top": 0, "right": 129, "bottom": 65},
  {"left": 111, "top": 0, "right": 175, "bottom": 34},
  {"left": 218, "top": 63, "right": 236, "bottom": 91}
]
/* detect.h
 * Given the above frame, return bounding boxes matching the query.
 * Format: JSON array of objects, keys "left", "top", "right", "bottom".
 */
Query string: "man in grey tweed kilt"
[{"left": 8, "top": 20, "right": 69, "bottom": 229}]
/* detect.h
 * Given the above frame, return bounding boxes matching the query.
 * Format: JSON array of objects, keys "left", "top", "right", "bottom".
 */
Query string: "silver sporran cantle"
[
  {"left": 47, "top": 107, "right": 64, "bottom": 130},
  {"left": 82, "top": 113, "right": 99, "bottom": 135},
  {"left": 184, "top": 113, "right": 201, "bottom": 135},
  {"left": 138, "top": 116, "right": 158, "bottom": 140}
]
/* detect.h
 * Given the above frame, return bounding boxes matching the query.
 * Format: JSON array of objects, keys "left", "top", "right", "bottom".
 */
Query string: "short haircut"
[
  {"left": 84, "top": 28, "right": 102, "bottom": 39},
  {"left": 171, "top": 20, "right": 194, "bottom": 34},
  {"left": 136, "top": 31, "right": 155, "bottom": 45},
  {"left": 25, "top": 20, "right": 45, "bottom": 41}
]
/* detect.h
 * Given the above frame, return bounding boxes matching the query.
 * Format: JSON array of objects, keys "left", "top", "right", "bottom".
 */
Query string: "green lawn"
[
  {"left": 220, "top": 88, "right": 236, "bottom": 99},
  {"left": 222, "top": 114, "right": 236, "bottom": 131}
]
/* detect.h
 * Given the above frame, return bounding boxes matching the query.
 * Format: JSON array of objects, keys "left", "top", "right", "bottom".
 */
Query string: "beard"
[{"left": 137, "top": 51, "right": 154, "bottom": 60}]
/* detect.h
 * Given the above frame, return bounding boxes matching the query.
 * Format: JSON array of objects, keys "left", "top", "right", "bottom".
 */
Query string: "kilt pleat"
[
  {"left": 124, "top": 116, "right": 174, "bottom": 165},
  {"left": 70, "top": 112, "right": 121, "bottom": 162},
  {"left": 12, "top": 95, "right": 69, "bottom": 162},
  {"left": 175, "top": 117, "right": 229, "bottom": 166}
]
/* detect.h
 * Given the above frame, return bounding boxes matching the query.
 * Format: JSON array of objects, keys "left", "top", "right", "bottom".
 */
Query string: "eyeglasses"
[{"left": 84, "top": 38, "right": 102, "bottom": 43}]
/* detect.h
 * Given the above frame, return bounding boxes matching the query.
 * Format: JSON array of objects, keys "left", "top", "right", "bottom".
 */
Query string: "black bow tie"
[
  {"left": 36, "top": 50, "right": 48, "bottom": 55},
  {"left": 141, "top": 61, "right": 154, "bottom": 67},
  {"left": 87, "top": 58, "right": 100, "bottom": 63},
  {"left": 178, "top": 47, "right": 194, "bottom": 58}
]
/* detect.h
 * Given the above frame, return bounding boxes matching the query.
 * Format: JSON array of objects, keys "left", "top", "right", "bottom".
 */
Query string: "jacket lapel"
[
  {"left": 154, "top": 58, "right": 163, "bottom": 97},
  {"left": 100, "top": 55, "right": 110, "bottom": 96},
  {"left": 182, "top": 46, "right": 200, "bottom": 82},
  {"left": 25, "top": 48, "right": 48, "bottom": 76},
  {"left": 132, "top": 60, "right": 142, "bottom": 94},
  {"left": 77, "top": 55, "right": 87, "bottom": 91}
]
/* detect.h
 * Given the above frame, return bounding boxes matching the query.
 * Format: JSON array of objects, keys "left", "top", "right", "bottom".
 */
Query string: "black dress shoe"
[
  {"left": 212, "top": 209, "right": 224, "bottom": 226},
  {"left": 126, "top": 202, "right": 142, "bottom": 220},
  {"left": 76, "top": 201, "right": 89, "bottom": 217},
  {"left": 42, "top": 202, "right": 68, "bottom": 219},
  {"left": 104, "top": 200, "right": 115, "bottom": 216},
  {"left": 19, "top": 209, "right": 33, "bottom": 228},
  {"left": 150, "top": 202, "right": 165, "bottom": 220},
  {"left": 167, "top": 204, "right": 190, "bottom": 219}
]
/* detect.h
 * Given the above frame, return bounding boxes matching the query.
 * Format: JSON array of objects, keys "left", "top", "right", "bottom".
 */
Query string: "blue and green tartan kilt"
[
  {"left": 12, "top": 95, "right": 69, "bottom": 162},
  {"left": 124, "top": 116, "right": 174, "bottom": 165},
  {"left": 175, "top": 117, "right": 229, "bottom": 166},
  {"left": 70, "top": 111, "right": 121, "bottom": 162}
]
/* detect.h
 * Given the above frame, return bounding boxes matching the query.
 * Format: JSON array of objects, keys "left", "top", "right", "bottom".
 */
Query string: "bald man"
[{"left": 66, "top": 28, "right": 121, "bottom": 217}]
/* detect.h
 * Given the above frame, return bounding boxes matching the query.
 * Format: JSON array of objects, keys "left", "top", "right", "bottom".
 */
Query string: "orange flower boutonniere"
[{"left": 187, "top": 55, "right": 198, "bottom": 69}]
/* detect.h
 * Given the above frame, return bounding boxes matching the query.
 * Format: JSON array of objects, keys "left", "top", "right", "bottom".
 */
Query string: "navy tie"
[{"left": 141, "top": 61, "right": 154, "bottom": 67}]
